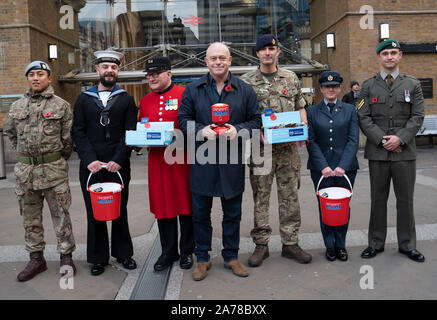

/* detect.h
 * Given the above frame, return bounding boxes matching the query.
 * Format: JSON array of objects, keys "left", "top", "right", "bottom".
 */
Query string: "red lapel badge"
[
  {"left": 44, "top": 112, "right": 52, "bottom": 118},
  {"left": 372, "top": 97, "right": 378, "bottom": 103}
]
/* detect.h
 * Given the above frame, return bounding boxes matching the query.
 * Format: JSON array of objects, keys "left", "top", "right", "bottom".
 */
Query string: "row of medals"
[{"left": 164, "top": 98, "right": 178, "bottom": 110}]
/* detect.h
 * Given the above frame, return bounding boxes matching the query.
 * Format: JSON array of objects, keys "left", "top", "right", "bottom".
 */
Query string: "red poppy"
[
  {"left": 225, "top": 84, "right": 233, "bottom": 92},
  {"left": 372, "top": 97, "right": 378, "bottom": 103},
  {"left": 282, "top": 89, "right": 288, "bottom": 95},
  {"left": 44, "top": 112, "right": 51, "bottom": 118}
]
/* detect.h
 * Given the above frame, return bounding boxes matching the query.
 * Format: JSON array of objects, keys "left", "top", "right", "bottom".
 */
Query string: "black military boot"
[{"left": 17, "top": 251, "right": 48, "bottom": 282}]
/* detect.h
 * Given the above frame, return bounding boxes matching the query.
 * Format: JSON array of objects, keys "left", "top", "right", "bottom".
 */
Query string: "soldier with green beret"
[
  {"left": 5, "top": 61, "right": 76, "bottom": 281},
  {"left": 357, "top": 38, "right": 425, "bottom": 262},
  {"left": 240, "top": 34, "right": 312, "bottom": 267}
]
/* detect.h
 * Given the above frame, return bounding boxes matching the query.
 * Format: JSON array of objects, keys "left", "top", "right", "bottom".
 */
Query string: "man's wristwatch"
[{"left": 381, "top": 138, "right": 387, "bottom": 145}]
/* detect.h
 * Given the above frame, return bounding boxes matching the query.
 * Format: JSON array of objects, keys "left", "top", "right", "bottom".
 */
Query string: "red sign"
[{"left": 184, "top": 15, "right": 202, "bottom": 26}]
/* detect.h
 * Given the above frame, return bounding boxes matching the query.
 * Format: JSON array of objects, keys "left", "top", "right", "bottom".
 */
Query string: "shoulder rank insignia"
[{"left": 357, "top": 99, "right": 365, "bottom": 110}]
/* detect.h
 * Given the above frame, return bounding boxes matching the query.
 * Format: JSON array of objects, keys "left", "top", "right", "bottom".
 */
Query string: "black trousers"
[
  {"left": 79, "top": 165, "right": 134, "bottom": 264},
  {"left": 157, "top": 215, "right": 194, "bottom": 258}
]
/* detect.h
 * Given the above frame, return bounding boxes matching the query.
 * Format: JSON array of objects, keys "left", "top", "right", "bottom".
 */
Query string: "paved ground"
[{"left": 1, "top": 146, "right": 436, "bottom": 300}]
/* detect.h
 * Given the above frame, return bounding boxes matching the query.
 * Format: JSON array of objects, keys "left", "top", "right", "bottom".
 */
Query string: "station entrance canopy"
[{"left": 59, "top": 43, "right": 326, "bottom": 83}]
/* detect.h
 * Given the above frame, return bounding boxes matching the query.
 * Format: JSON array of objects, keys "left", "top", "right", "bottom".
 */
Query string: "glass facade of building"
[{"left": 77, "top": 0, "right": 310, "bottom": 73}]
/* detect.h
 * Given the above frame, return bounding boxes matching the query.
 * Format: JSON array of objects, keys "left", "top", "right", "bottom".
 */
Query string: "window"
[
  {"left": 78, "top": 0, "right": 311, "bottom": 71},
  {"left": 418, "top": 78, "right": 433, "bottom": 99}
]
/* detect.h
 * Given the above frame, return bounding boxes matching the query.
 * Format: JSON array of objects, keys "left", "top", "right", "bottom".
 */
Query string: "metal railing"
[{"left": 0, "top": 128, "right": 6, "bottom": 179}]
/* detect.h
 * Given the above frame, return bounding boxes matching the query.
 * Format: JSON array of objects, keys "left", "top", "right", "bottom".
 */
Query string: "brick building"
[
  {"left": 0, "top": 0, "right": 83, "bottom": 128},
  {"left": 309, "top": 0, "right": 437, "bottom": 116}
]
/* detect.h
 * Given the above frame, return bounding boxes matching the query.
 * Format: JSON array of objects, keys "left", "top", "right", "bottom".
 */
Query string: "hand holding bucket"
[
  {"left": 316, "top": 174, "right": 353, "bottom": 227},
  {"left": 87, "top": 166, "right": 124, "bottom": 221}
]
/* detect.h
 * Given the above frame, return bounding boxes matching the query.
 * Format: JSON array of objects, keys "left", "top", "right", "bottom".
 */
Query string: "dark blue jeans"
[
  {"left": 191, "top": 193, "right": 243, "bottom": 262},
  {"left": 310, "top": 170, "right": 357, "bottom": 249}
]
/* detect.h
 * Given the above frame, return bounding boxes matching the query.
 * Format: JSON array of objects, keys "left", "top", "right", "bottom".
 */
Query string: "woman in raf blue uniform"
[{"left": 307, "top": 71, "right": 359, "bottom": 261}]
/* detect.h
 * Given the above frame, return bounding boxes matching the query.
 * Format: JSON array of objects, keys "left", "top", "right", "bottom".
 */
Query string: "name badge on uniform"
[
  {"left": 165, "top": 98, "right": 178, "bottom": 110},
  {"left": 404, "top": 90, "right": 411, "bottom": 102}
]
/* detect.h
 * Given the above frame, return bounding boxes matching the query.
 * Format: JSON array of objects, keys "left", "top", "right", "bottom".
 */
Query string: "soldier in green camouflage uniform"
[
  {"left": 5, "top": 61, "right": 76, "bottom": 281},
  {"left": 240, "top": 35, "right": 312, "bottom": 266}
]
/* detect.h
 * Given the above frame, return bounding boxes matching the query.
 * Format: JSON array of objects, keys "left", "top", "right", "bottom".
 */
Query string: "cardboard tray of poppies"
[
  {"left": 261, "top": 110, "right": 308, "bottom": 144},
  {"left": 125, "top": 121, "right": 174, "bottom": 147}
]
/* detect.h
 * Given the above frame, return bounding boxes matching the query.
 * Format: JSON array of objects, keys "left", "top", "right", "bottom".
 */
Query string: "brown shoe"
[
  {"left": 17, "top": 251, "right": 48, "bottom": 282},
  {"left": 281, "top": 244, "right": 312, "bottom": 264},
  {"left": 60, "top": 253, "right": 76, "bottom": 276},
  {"left": 193, "top": 261, "right": 212, "bottom": 281},
  {"left": 224, "top": 260, "right": 249, "bottom": 278},
  {"left": 248, "top": 245, "right": 269, "bottom": 267}
]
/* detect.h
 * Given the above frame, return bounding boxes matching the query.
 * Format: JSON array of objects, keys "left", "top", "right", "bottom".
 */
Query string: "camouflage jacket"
[
  {"left": 241, "top": 67, "right": 306, "bottom": 163},
  {"left": 5, "top": 86, "right": 73, "bottom": 190},
  {"left": 240, "top": 67, "right": 307, "bottom": 113}
]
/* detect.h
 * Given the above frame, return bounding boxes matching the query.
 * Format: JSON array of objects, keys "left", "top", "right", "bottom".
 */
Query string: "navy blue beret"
[{"left": 255, "top": 34, "right": 279, "bottom": 52}]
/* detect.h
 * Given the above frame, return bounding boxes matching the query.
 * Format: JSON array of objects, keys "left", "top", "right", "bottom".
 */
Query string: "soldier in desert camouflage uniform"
[
  {"left": 240, "top": 35, "right": 312, "bottom": 267},
  {"left": 5, "top": 61, "right": 76, "bottom": 281}
]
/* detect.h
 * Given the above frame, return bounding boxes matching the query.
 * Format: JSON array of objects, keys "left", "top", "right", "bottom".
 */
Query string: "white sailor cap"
[
  {"left": 94, "top": 50, "right": 124, "bottom": 65},
  {"left": 24, "top": 61, "right": 51, "bottom": 76}
]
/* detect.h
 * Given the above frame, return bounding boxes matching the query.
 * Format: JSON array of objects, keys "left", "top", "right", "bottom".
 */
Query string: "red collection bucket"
[
  {"left": 316, "top": 174, "right": 353, "bottom": 227},
  {"left": 87, "top": 169, "right": 124, "bottom": 221}
]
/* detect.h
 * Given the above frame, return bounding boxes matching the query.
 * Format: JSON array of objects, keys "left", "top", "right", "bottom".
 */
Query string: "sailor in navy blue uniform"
[{"left": 72, "top": 50, "right": 138, "bottom": 275}]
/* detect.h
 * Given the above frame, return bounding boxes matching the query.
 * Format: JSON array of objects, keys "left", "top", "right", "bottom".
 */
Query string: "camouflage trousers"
[
  {"left": 249, "top": 144, "right": 301, "bottom": 246},
  {"left": 16, "top": 180, "right": 76, "bottom": 254}
]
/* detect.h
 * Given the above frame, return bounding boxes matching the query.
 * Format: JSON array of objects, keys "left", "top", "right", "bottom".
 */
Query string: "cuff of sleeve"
[
  {"left": 399, "top": 137, "right": 405, "bottom": 145},
  {"left": 298, "top": 97, "right": 307, "bottom": 108}
]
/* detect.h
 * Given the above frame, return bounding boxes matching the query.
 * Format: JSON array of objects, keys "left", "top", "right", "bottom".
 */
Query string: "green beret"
[{"left": 376, "top": 39, "right": 401, "bottom": 53}]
